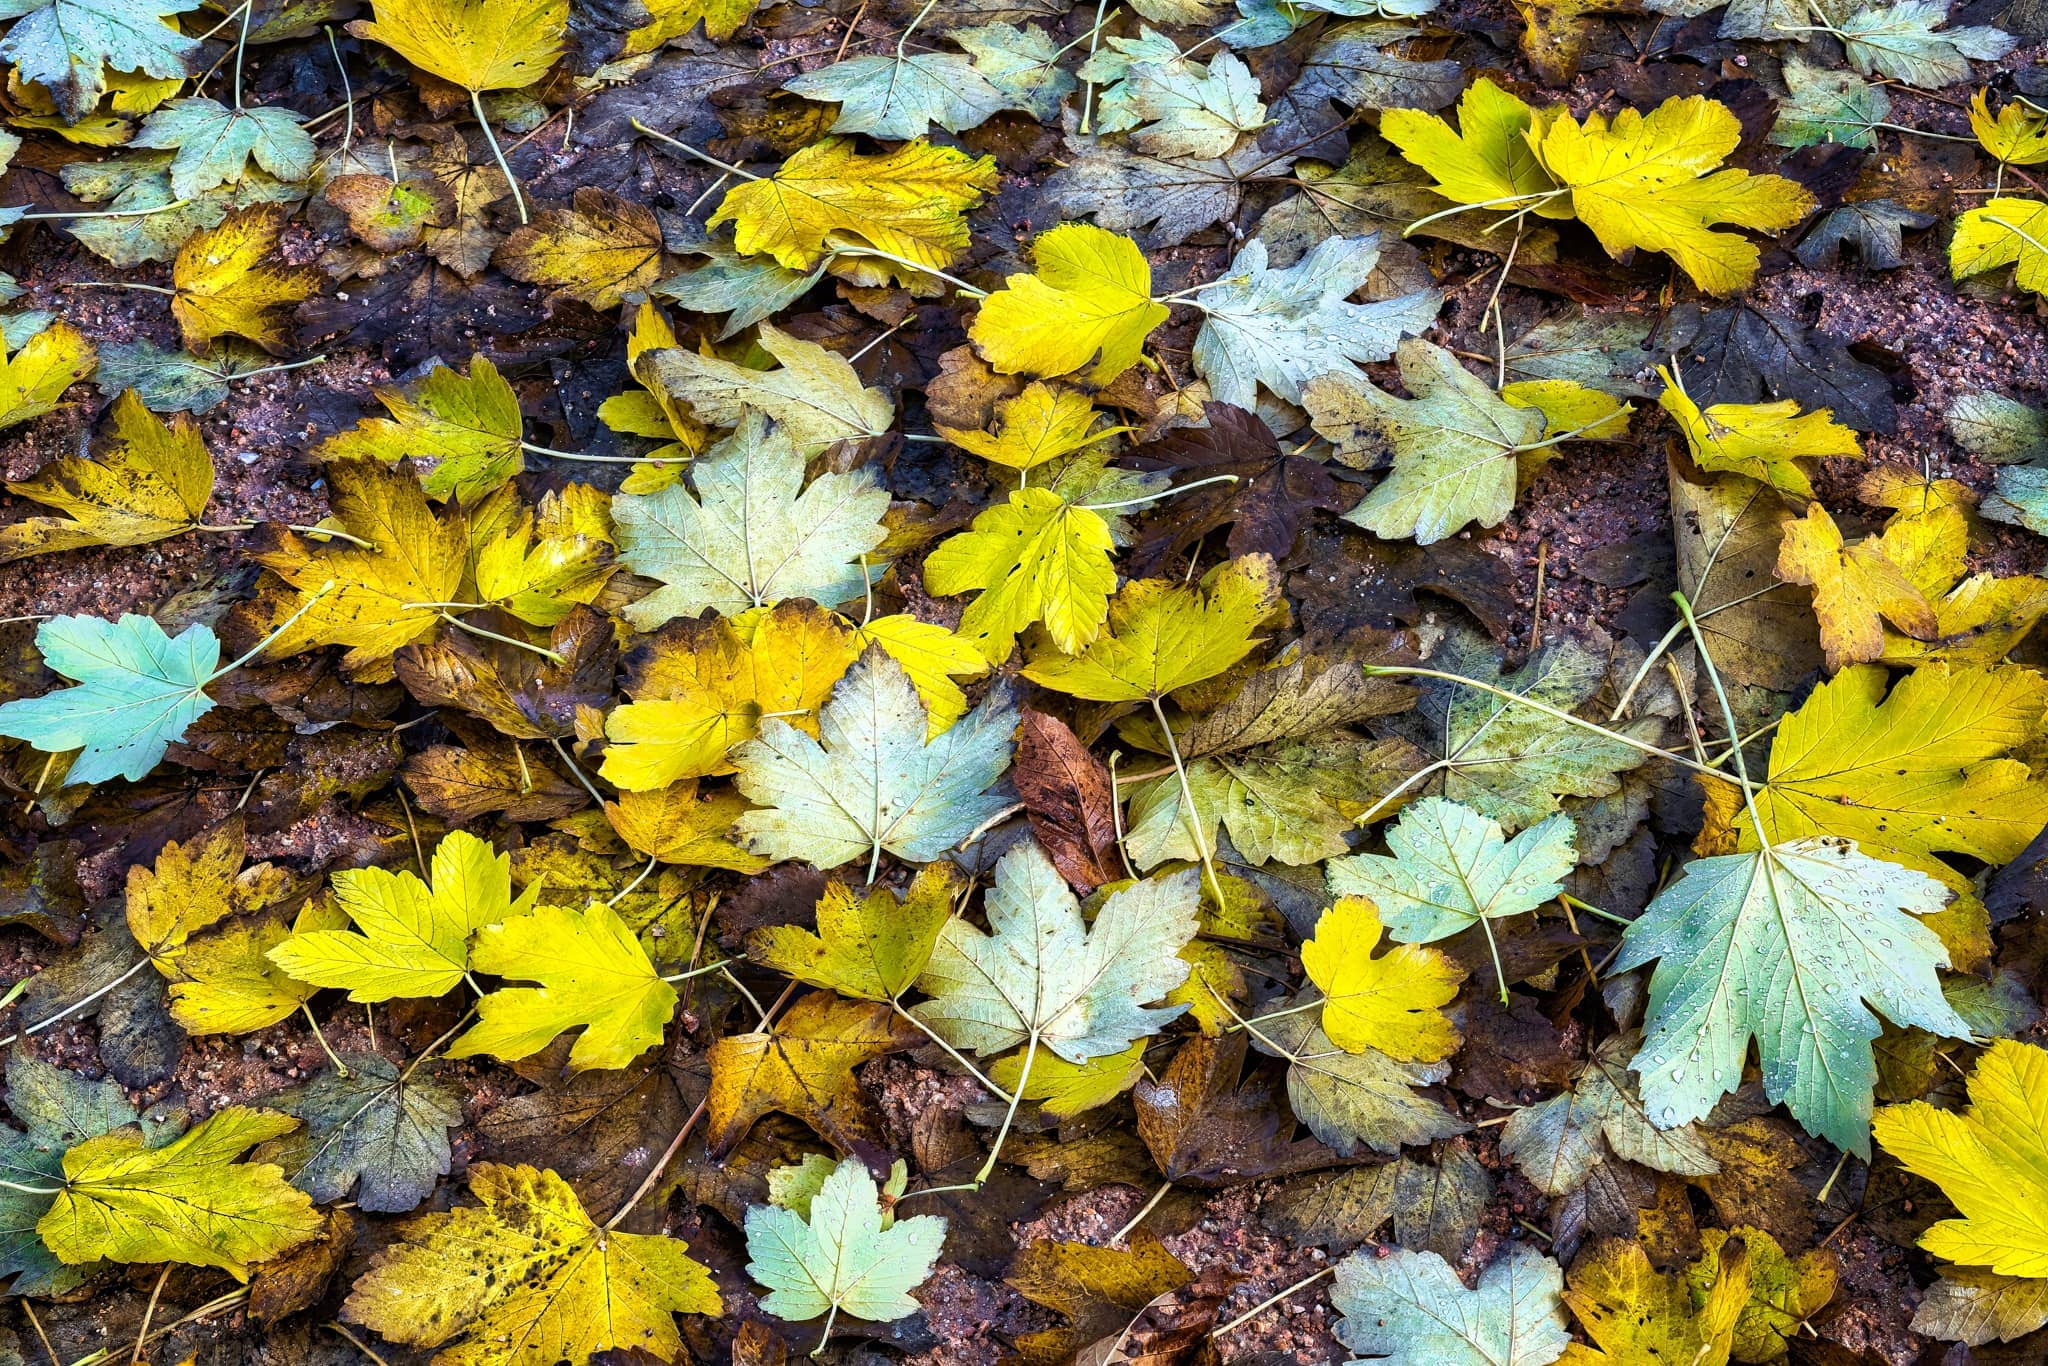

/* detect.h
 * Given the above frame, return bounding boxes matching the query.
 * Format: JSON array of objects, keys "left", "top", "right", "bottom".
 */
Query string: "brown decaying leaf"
[{"left": 1014, "top": 709, "right": 1124, "bottom": 893}]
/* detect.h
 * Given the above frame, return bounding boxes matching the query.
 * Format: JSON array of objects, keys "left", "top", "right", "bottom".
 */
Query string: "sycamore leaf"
[
  {"left": 1530, "top": 96, "right": 1816, "bottom": 294},
  {"left": 1686, "top": 1227, "right": 1838, "bottom": 1361},
  {"left": 248, "top": 459, "right": 469, "bottom": 681},
  {"left": 131, "top": 97, "right": 315, "bottom": 198},
  {"left": 262, "top": 1051, "right": 462, "bottom": 1213},
  {"left": 936, "top": 382, "right": 1127, "bottom": 473},
  {"left": 167, "top": 897, "right": 344, "bottom": 1035},
  {"left": 731, "top": 648, "right": 1015, "bottom": 873},
  {"left": 170, "top": 204, "right": 320, "bottom": 355},
  {"left": 1, "top": 390, "right": 214, "bottom": 561},
  {"left": 1021, "top": 554, "right": 1281, "bottom": 702},
  {"left": 1500, "top": 1031, "right": 1719, "bottom": 1197},
  {"left": 0, "top": 612, "right": 219, "bottom": 785},
  {"left": 1771, "top": 54, "right": 1889, "bottom": 148},
  {"left": 96, "top": 338, "right": 277, "bottom": 415},
  {"left": 1007, "top": 1236, "right": 1194, "bottom": 1363},
  {"left": 1302, "top": 895, "right": 1463, "bottom": 1059},
  {"left": 39, "top": 1106, "right": 320, "bottom": 1278},
  {"left": 970, "top": 223, "right": 1170, "bottom": 383},
  {"left": 605, "top": 783, "right": 768, "bottom": 873},
  {"left": 914, "top": 838, "right": 1199, "bottom": 1062},
  {"left": 0, "top": 319, "right": 94, "bottom": 431},
  {"left": 954, "top": 22, "right": 1078, "bottom": 120},
  {"left": 269, "top": 829, "right": 540, "bottom": 1002},
  {"left": 613, "top": 412, "right": 888, "bottom": 628},
  {"left": 343, "top": 1163, "right": 721, "bottom": 1364},
  {"left": 650, "top": 324, "right": 894, "bottom": 455},
  {"left": 709, "top": 137, "right": 997, "bottom": 278},
  {"left": 1191, "top": 235, "right": 1441, "bottom": 410},
  {"left": 784, "top": 51, "right": 1016, "bottom": 141},
  {"left": 349, "top": 0, "right": 567, "bottom": 91},
  {"left": 991, "top": 1041, "right": 1148, "bottom": 1119},
  {"left": 395, "top": 604, "right": 615, "bottom": 742},
  {"left": 1250, "top": 990, "right": 1469, "bottom": 1155},
  {"left": 1832, "top": 0, "right": 2014, "bottom": 88},
  {"left": 748, "top": 863, "right": 962, "bottom": 1001},
  {"left": 1614, "top": 835, "right": 1971, "bottom": 1154},
  {"left": 0, "top": 1055, "right": 183, "bottom": 1297},
  {"left": 1327, "top": 797, "right": 1576, "bottom": 945},
  {"left": 1776, "top": 502, "right": 1945, "bottom": 670},
  {"left": 1658, "top": 366, "right": 1861, "bottom": 498},
  {"left": 1952, "top": 198, "right": 2048, "bottom": 297},
  {"left": 453, "top": 901, "right": 677, "bottom": 1071},
  {"left": 1872, "top": 1038, "right": 2048, "bottom": 1279},
  {"left": 1380, "top": 77, "right": 1567, "bottom": 215},
  {"left": 923, "top": 488, "right": 1117, "bottom": 661},
  {"left": 316, "top": 355, "right": 524, "bottom": 502},
  {"left": 851, "top": 614, "right": 990, "bottom": 736},
  {"left": 327, "top": 172, "right": 458, "bottom": 251},
  {"left": 622, "top": 0, "right": 755, "bottom": 50},
  {"left": 1305, "top": 338, "right": 1547, "bottom": 545},
  {"left": 744, "top": 1156, "right": 946, "bottom": 1328},
  {"left": 1971, "top": 90, "right": 2048, "bottom": 165},
  {"left": 1332, "top": 1243, "right": 1571, "bottom": 1366},
  {"left": 497, "top": 188, "right": 668, "bottom": 311},
  {"left": 707, "top": 992, "right": 919, "bottom": 1157},
  {"left": 1561, "top": 1236, "right": 1749, "bottom": 1366},
  {"left": 0, "top": 0, "right": 199, "bottom": 121},
  {"left": 126, "top": 814, "right": 287, "bottom": 971},
  {"left": 1092, "top": 47, "right": 1266, "bottom": 158},
  {"left": 601, "top": 600, "right": 856, "bottom": 790}
]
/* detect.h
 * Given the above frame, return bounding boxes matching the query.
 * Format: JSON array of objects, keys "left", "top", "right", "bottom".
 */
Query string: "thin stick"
[
  {"left": 891, "top": 1001, "right": 1013, "bottom": 1101},
  {"left": 1079, "top": 473, "right": 1238, "bottom": 512},
  {"left": 443, "top": 612, "right": 566, "bottom": 664},
  {"left": 324, "top": 1323, "right": 395, "bottom": 1366},
  {"left": 631, "top": 120, "right": 762, "bottom": 181},
  {"left": 1111, "top": 1179, "right": 1173, "bottom": 1243},
  {"left": 472, "top": 90, "right": 527, "bottom": 225},
  {"left": 1212, "top": 1266, "right": 1333, "bottom": 1338},
  {"left": 301, "top": 1004, "right": 350, "bottom": 1076},
  {"left": 1150, "top": 695, "right": 1225, "bottom": 908},
  {"left": 549, "top": 735, "right": 607, "bottom": 807},
  {"left": 207, "top": 579, "right": 338, "bottom": 680},
  {"left": 0, "top": 956, "right": 153, "bottom": 1047},
  {"left": 21, "top": 1301, "right": 56, "bottom": 1366},
  {"left": 131, "top": 1267, "right": 172, "bottom": 1366}
]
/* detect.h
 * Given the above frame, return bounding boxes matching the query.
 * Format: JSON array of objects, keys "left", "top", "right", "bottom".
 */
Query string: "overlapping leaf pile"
[{"left": 0, "top": 0, "right": 2045, "bottom": 1357}]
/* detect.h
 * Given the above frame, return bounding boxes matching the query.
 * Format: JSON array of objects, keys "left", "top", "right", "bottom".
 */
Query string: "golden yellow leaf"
[
  {"left": 1776, "top": 502, "right": 1945, "bottom": 671},
  {"left": 1381, "top": 78, "right": 1569, "bottom": 219},
  {"left": 126, "top": 814, "right": 288, "bottom": 971},
  {"left": 850, "top": 613, "right": 990, "bottom": 736},
  {"left": 924, "top": 488, "right": 1118, "bottom": 662},
  {"left": 496, "top": 187, "right": 668, "bottom": 311},
  {"left": 0, "top": 320, "right": 94, "bottom": 433},
  {"left": 316, "top": 355, "right": 525, "bottom": 502},
  {"left": 936, "top": 381, "right": 1129, "bottom": 473},
  {"left": 170, "top": 205, "right": 320, "bottom": 355},
  {"left": 623, "top": 0, "right": 757, "bottom": 50},
  {"left": 349, "top": 0, "right": 567, "bottom": 92},
  {"left": 971, "top": 223, "right": 1169, "bottom": 383},
  {"left": 709, "top": 136, "right": 998, "bottom": 278},
  {"left": 1970, "top": 90, "right": 2048, "bottom": 166},
  {"left": 605, "top": 783, "right": 768, "bottom": 872},
  {"left": 169, "top": 897, "right": 345, "bottom": 1035},
  {"left": 248, "top": 459, "right": 470, "bottom": 681},
  {"left": 467, "top": 482, "right": 617, "bottom": 626},
  {"left": 1658, "top": 366, "right": 1861, "bottom": 498},
  {"left": 1561, "top": 1236, "right": 1749, "bottom": 1366},
  {"left": 1301, "top": 896, "right": 1464, "bottom": 1061},
  {"left": 600, "top": 600, "right": 857, "bottom": 791},
  {"left": 705, "top": 991, "right": 919, "bottom": 1157},
  {"left": 748, "top": 862, "right": 962, "bottom": 1001},
  {"left": 990, "top": 1040, "right": 1147, "bottom": 1118},
  {"left": 1, "top": 390, "right": 214, "bottom": 561}
]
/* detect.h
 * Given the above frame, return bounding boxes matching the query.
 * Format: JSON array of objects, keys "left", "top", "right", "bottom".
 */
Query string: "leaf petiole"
[
  {"left": 206, "top": 579, "right": 338, "bottom": 683},
  {"left": 1079, "top": 473, "right": 1238, "bottom": 513},
  {"left": 472, "top": 89, "right": 528, "bottom": 225}
]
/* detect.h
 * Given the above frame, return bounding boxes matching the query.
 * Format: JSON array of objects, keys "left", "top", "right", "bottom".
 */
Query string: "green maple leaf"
[
  {"left": 39, "top": 1105, "right": 321, "bottom": 1279},
  {"left": 262, "top": 1052, "right": 462, "bottom": 1214},
  {"left": 1770, "top": 54, "right": 1888, "bottom": 149},
  {"left": 649, "top": 324, "right": 894, "bottom": 455},
  {"left": 1332, "top": 1244, "right": 1571, "bottom": 1366},
  {"left": 745, "top": 1156, "right": 947, "bottom": 1336},
  {"left": 614, "top": 410, "right": 890, "bottom": 629},
  {"left": 784, "top": 51, "right": 1014, "bottom": 140},
  {"left": 0, "top": 1055, "right": 183, "bottom": 1296},
  {"left": 1326, "top": 797, "right": 1577, "bottom": 943},
  {"left": 1305, "top": 338, "right": 1547, "bottom": 544},
  {"left": 0, "top": 613, "right": 221, "bottom": 785},
  {"left": 316, "top": 355, "right": 526, "bottom": 502},
  {"left": 1250, "top": 991, "right": 1469, "bottom": 1156},
  {"left": 1833, "top": 0, "right": 2013, "bottom": 87},
  {"left": 731, "top": 649, "right": 1015, "bottom": 874},
  {"left": 913, "top": 839, "right": 1199, "bottom": 1063},
  {"left": 452, "top": 900, "right": 679, "bottom": 1071},
  {"left": 130, "top": 98, "right": 316, "bottom": 199},
  {"left": 0, "top": 0, "right": 200, "bottom": 120},
  {"left": 1613, "top": 835, "right": 1972, "bottom": 1155},
  {"left": 1088, "top": 45, "right": 1267, "bottom": 158},
  {"left": 1498, "top": 1030, "right": 1719, "bottom": 1197}
]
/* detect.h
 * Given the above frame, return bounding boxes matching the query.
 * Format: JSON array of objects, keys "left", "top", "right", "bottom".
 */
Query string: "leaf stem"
[
  {"left": 1405, "top": 188, "right": 1566, "bottom": 237},
  {"left": 1150, "top": 694, "right": 1227, "bottom": 908},
  {"left": 1212, "top": 1266, "right": 1334, "bottom": 1339},
  {"left": 442, "top": 612, "right": 566, "bottom": 665},
  {"left": 1670, "top": 592, "right": 1771, "bottom": 850},
  {"left": 550, "top": 735, "right": 607, "bottom": 807},
  {"left": 1111, "top": 1178, "right": 1173, "bottom": 1243},
  {"left": 520, "top": 439, "right": 687, "bottom": 465},
  {"left": 891, "top": 999, "right": 1013, "bottom": 1101},
  {"left": 970, "top": 1032, "right": 1036, "bottom": 1188},
  {"left": 1079, "top": 473, "right": 1239, "bottom": 513},
  {"left": 824, "top": 244, "right": 986, "bottom": 296},
  {"left": 630, "top": 119, "right": 762, "bottom": 181},
  {"left": 66, "top": 281, "right": 178, "bottom": 297},
  {"left": 399, "top": 1005, "right": 478, "bottom": 1081},
  {"left": 0, "top": 955, "right": 153, "bottom": 1048},
  {"left": 208, "top": 579, "right": 337, "bottom": 681},
  {"left": 16, "top": 200, "right": 195, "bottom": 221},
  {"left": 1559, "top": 892, "right": 1632, "bottom": 927},
  {"left": 300, "top": 1004, "right": 350, "bottom": 1076},
  {"left": 659, "top": 959, "right": 732, "bottom": 983},
  {"left": 473, "top": 89, "right": 527, "bottom": 226},
  {"left": 0, "top": 1177, "right": 60, "bottom": 1196}
]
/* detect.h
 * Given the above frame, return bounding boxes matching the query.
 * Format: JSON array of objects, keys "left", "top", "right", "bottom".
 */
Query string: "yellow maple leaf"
[
  {"left": 248, "top": 459, "right": 470, "bottom": 681},
  {"left": 850, "top": 613, "right": 990, "bottom": 735},
  {"left": 1881, "top": 571, "right": 2048, "bottom": 667},
  {"left": 467, "top": 482, "right": 617, "bottom": 626},
  {"left": 623, "top": 0, "right": 757, "bottom": 50},
  {"left": 1658, "top": 366, "right": 1861, "bottom": 498},
  {"left": 497, "top": 187, "right": 668, "bottom": 311},
  {"left": 936, "top": 381, "right": 1130, "bottom": 473},
  {"left": 1530, "top": 96, "right": 1815, "bottom": 294},
  {"left": 1021, "top": 553, "right": 1282, "bottom": 703},
  {"left": 0, "top": 320, "right": 93, "bottom": 432},
  {"left": 1872, "top": 1039, "right": 2048, "bottom": 1280},
  {"left": 1970, "top": 91, "right": 2048, "bottom": 166},
  {"left": 597, "top": 303, "right": 711, "bottom": 484},
  {"left": 316, "top": 355, "right": 525, "bottom": 502},
  {"left": 126, "top": 814, "right": 288, "bottom": 972},
  {"left": 1381, "top": 76, "right": 1570, "bottom": 217},
  {"left": 990, "top": 1040, "right": 1147, "bottom": 1118},
  {"left": 748, "top": 862, "right": 962, "bottom": 1001},
  {"left": 342, "top": 1163, "right": 721, "bottom": 1365},
  {"left": 1, "top": 390, "right": 214, "bottom": 560},
  {"left": 350, "top": 0, "right": 566, "bottom": 92},
  {"left": 923, "top": 488, "right": 1118, "bottom": 662},
  {"left": 605, "top": 783, "right": 769, "bottom": 872},
  {"left": 171, "top": 205, "right": 321, "bottom": 355},
  {"left": 1776, "top": 502, "right": 1951, "bottom": 671},
  {"left": 601, "top": 600, "right": 857, "bottom": 791},
  {"left": 970, "top": 223, "right": 1170, "bottom": 384},
  {"left": 705, "top": 991, "right": 918, "bottom": 1157},
  {"left": 1952, "top": 198, "right": 2048, "bottom": 297},
  {"left": 709, "top": 137, "right": 998, "bottom": 280},
  {"left": 1300, "top": 897, "right": 1464, "bottom": 1061},
  {"left": 1561, "top": 1236, "right": 1750, "bottom": 1366},
  {"left": 168, "top": 896, "right": 347, "bottom": 1036}
]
